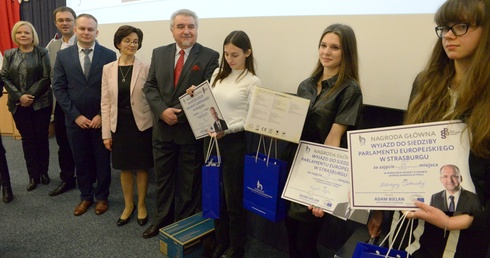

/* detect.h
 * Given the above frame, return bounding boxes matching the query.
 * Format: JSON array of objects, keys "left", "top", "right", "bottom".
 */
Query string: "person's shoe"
[
  {"left": 27, "top": 178, "right": 39, "bottom": 191},
  {"left": 40, "top": 174, "right": 50, "bottom": 185},
  {"left": 49, "top": 181, "right": 75, "bottom": 197},
  {"left": 137, "top": 215, "right": 148, "bottom": 226},
  {"left": 74, "top": 200, "right": 93, "bottom": 216},
  {"left": 95, "top": 200, "right": 109, "bottom": 215},
  {"left": 220, "top": 247, "right": 244, "bottom": 258},
  {"left": 117, "top": 203, "right": 135, "bottom": 226},
  {"left": 212, "top": 244, "right": 229, "bottom": 258},
  {"left": 2, "top": 186, "right": 13, "bottom": 203},
  {"left": 142, "top": 224, "right": 161, "bottom": 239}
]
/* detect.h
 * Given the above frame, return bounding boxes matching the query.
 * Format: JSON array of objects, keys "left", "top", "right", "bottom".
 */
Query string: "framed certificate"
[
  {"left": 244, "top": 86, "right": 309, "bottom": 143},
  {"left": 281, "top": 141, "right": 351, "bottom": 213},
  {"left": 348, "top": 120, "right": 475, "bottom": 210},
  {"left": 179, "top": 81, "right": 227, "bottom": 139}
]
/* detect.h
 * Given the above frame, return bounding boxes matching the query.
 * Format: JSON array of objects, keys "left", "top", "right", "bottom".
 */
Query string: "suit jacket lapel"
[
  {"left": 175, "top": 43, "right": 200, "bottom": 90},
  {"left": 131, "top": 58, "right": 142, "bottom": 96},
  {"left": 89, "top": 43, "right": 102, "bottom": 80},
  {"left": 73, "top": 46, "right": 85, "bottom": 79}
]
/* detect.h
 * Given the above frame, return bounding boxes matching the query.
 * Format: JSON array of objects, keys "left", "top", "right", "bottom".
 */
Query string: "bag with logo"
[
  {"left": 243, "top": 136, "right": 288, "bottom": 222},
  {"left": 352, "top": 211, "right": 412, "bottom": 258},
  {"left": 202, "top": 137, "right": 222, "bottom": 219}
]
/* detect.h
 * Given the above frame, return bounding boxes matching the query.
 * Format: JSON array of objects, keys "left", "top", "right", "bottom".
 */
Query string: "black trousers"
[
  {"left": 285, "top": 215, "right": 323, "bottom": 258},
  {"left": 53, "top": 103, "right": 75, "bottom": 184},
  {"left": 152, "top": 138, "right": 204, "bottom": 227},
  {"left": 12, "top": 106, "right": 51, "bottom": 180},
  {"left": 0, "top": 136, "right": 11, "bottom": 187},
  {"left": 207, "top": 132, "right": 247, "bottom": 248}
]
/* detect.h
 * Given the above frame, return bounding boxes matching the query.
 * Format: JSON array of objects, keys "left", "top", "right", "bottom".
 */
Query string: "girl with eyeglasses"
[{"left": 368, "top": 0, "right": 490, "bottom": 257}]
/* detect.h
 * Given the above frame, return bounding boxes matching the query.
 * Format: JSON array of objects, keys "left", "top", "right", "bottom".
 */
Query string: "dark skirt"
[{"left": 111, "top": 108, "right": 153, "bottom": 170}]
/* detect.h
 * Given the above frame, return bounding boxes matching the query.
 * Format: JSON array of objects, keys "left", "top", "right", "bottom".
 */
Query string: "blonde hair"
[{"left": 11, "top": 21, "right": 39, "bottom": 47}]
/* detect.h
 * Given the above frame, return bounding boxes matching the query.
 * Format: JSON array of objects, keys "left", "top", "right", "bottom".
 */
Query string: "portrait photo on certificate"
[{"left": 179, "top": 81, "right": 227, "bottom": 139}]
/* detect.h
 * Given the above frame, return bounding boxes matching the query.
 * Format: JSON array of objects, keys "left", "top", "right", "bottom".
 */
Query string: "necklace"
[{"left": 119, "top": 65, "right": 133, "bottom": 82}]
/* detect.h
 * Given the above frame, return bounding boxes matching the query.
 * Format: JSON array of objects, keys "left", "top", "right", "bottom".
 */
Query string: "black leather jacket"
[{"left": 0, "top": 46, "right": 52, "bottom": 114}]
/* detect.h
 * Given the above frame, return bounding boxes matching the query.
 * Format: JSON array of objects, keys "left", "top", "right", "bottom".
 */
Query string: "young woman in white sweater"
[{"left": 187, "top": 30, "right": 260, "bottom": 258}]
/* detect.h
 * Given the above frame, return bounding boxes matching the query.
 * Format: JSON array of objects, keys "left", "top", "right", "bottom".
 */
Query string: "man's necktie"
[
  {"left": 174, "top": 50, "right": 185, "bottom": 88},
  {"left": 82, "top": 48, "right": 92, "bottom": 79},
  {"left": 449, "top": 195, "right": 455, "bottom": 212},
  {"left": 217, "top": 121, "right": 222, "bottom": 132}
]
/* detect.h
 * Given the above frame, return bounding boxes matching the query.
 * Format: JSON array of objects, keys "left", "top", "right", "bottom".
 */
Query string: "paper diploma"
[
  {"left": 179, "top": 81, "right": 224, "bottom": 139},
  {"left": 244, "top": 87, "right": 309, "bottom": 143},
  {"left": 282, "top": 141, "right": 351, "bottom": 214},
  {"left": 348, "top": 120, "right": 474, "bottom": 210}
]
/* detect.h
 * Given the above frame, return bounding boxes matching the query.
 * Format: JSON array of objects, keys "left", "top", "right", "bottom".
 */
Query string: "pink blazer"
[{"left": 101, "top": 57, "right": 152, "bottom": 139}]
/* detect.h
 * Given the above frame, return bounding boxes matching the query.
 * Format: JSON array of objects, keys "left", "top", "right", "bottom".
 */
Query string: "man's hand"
[
  {"left": 161, "top": 108, "right": 182, "bottom": 125},
  {"left": 75, "top": 115, "right": 92, "bottom": 129},
  {"left": 89, "top": 114, "right": 102, "bottom": 129}
]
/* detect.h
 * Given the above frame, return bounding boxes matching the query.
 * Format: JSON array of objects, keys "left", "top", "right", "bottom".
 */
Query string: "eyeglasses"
[
  {"left": 122, "top": 39, "right": 139, "bottom": 45},
  {"left": 55, "top": 18, "right": 74, "bottom": 24},
  {"left": 435, "top": 23, "right": 470, "bottom": 38},
  {"left": 440, "top": 175, "right": 460, "bottom": 180}
]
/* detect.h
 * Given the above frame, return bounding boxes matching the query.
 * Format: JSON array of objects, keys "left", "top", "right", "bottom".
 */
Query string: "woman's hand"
[
  {"left": 186, "top": 85, "right": 197, "bottom": 97},
  {"left": 208, "top": 130, "right": 225, "bottom": 140},
  {"left": 367, "top": 210, "right": 383, "bottom": 238},
  {"left": 413, "top": 201, "right": 473, "bottom": 230},
  {"left": 19, "top": 94, "right": 34, "bottom": 107},
  {"left": 103, "top": 138, "right": 112, "bottom": 151},
  {"left": 308, "top": 205, "right": 325, "bottom": 217}
]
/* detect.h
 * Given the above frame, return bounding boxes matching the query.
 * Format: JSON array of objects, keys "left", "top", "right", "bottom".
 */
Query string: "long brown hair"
[
  {"left": 311, "top": 24, "right": 359, "bottom": 94},
  {"left": 212, "top": 30, "right": 256, "bottom": 87},
  {"left": 405, "top": 0, "right": 489, "bottom": 157}
]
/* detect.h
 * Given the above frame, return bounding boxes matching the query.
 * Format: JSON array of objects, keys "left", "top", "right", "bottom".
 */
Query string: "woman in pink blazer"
[{"left": 101, "top": 25, "right": 153, "bottom": 227}]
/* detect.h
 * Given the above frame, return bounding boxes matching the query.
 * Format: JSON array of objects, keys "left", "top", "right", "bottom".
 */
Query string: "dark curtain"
[
  {"left": 0, "top": 0, "right": 20, "bottom": 54},
  {"left": 20, "top": 0, "right": 66, "bottom": 47}
]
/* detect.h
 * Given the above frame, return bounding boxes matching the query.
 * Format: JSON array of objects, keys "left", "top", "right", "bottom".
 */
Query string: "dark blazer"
[
  {"left": 0, "top": 47, "right": 52, "bottom": 114},
  {"left": 213, "top": 118, "right": 228, "bottom": 132},
  {"left": 144, "top": 42, "right": 219, "bottom": 144},
  {"left": 52, "top": 43, "right": 117, "bottom": 126},
  {"left": 430, "top": 188, "right": 482, "bottom": 215}
]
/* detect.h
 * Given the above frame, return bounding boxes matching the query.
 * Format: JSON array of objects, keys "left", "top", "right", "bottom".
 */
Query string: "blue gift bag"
[
  {"left": 243, "top": 137, "right": 288, "bottom": 222},
  {"left": 202, "top": 138, "right": 222, "bottom": 219},
  {"left": 352, "top": 242, "right": 408, "bottom": 258},
  {"left": 353, "top": 212, "right": 412, "bottom": 258}
]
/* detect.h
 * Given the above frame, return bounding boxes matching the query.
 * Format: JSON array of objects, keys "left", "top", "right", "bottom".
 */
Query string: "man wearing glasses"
[
  {"left": 46, "top": 6, "right": 77, "bottom": 197},
  {"left": 430, "top": 164, "right": 480, "bottom": 213}
]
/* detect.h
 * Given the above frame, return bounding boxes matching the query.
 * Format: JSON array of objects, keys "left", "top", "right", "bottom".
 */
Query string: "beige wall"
[{"left": 96, "top": 14, "right": 438, "bottom": 110}]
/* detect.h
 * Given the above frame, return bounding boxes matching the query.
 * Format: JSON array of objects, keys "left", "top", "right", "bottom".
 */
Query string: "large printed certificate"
[
  {"left": 348, "top": 120, "right": 474, "bottom": 210},
  {"left": 179, "top": 81, "right": 226, "bottom": 139},
  {"left": 244, "top": 87, "right": 309, "bottom": 143},
  {"left": 282, "top": 141, "right": 351, "bottom": 214}
]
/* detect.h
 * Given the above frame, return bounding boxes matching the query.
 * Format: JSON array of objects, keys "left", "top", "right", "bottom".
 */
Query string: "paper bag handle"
[{"left": 205, "top": 136, "right": 221, "bottom": 165}]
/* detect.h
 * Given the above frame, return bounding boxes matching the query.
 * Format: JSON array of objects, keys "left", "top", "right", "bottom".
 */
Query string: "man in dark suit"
[
  {"left": 52, "top": 14, "right": 116, "bottom": 216},
  {"left": 411, "top": 164, "right": 483, "bottom": 257},
  {"left": 46, "top": 6, "right": 77, "bottom": 197},
  {"left": 210, "top": 106, "right": 228, "bottom": 133},
  {"left": 430, "top": 164, "right": 480, "bottom": 213},
  {"left": 142, "top": 9, "right": 219, "bottom": 238}
]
